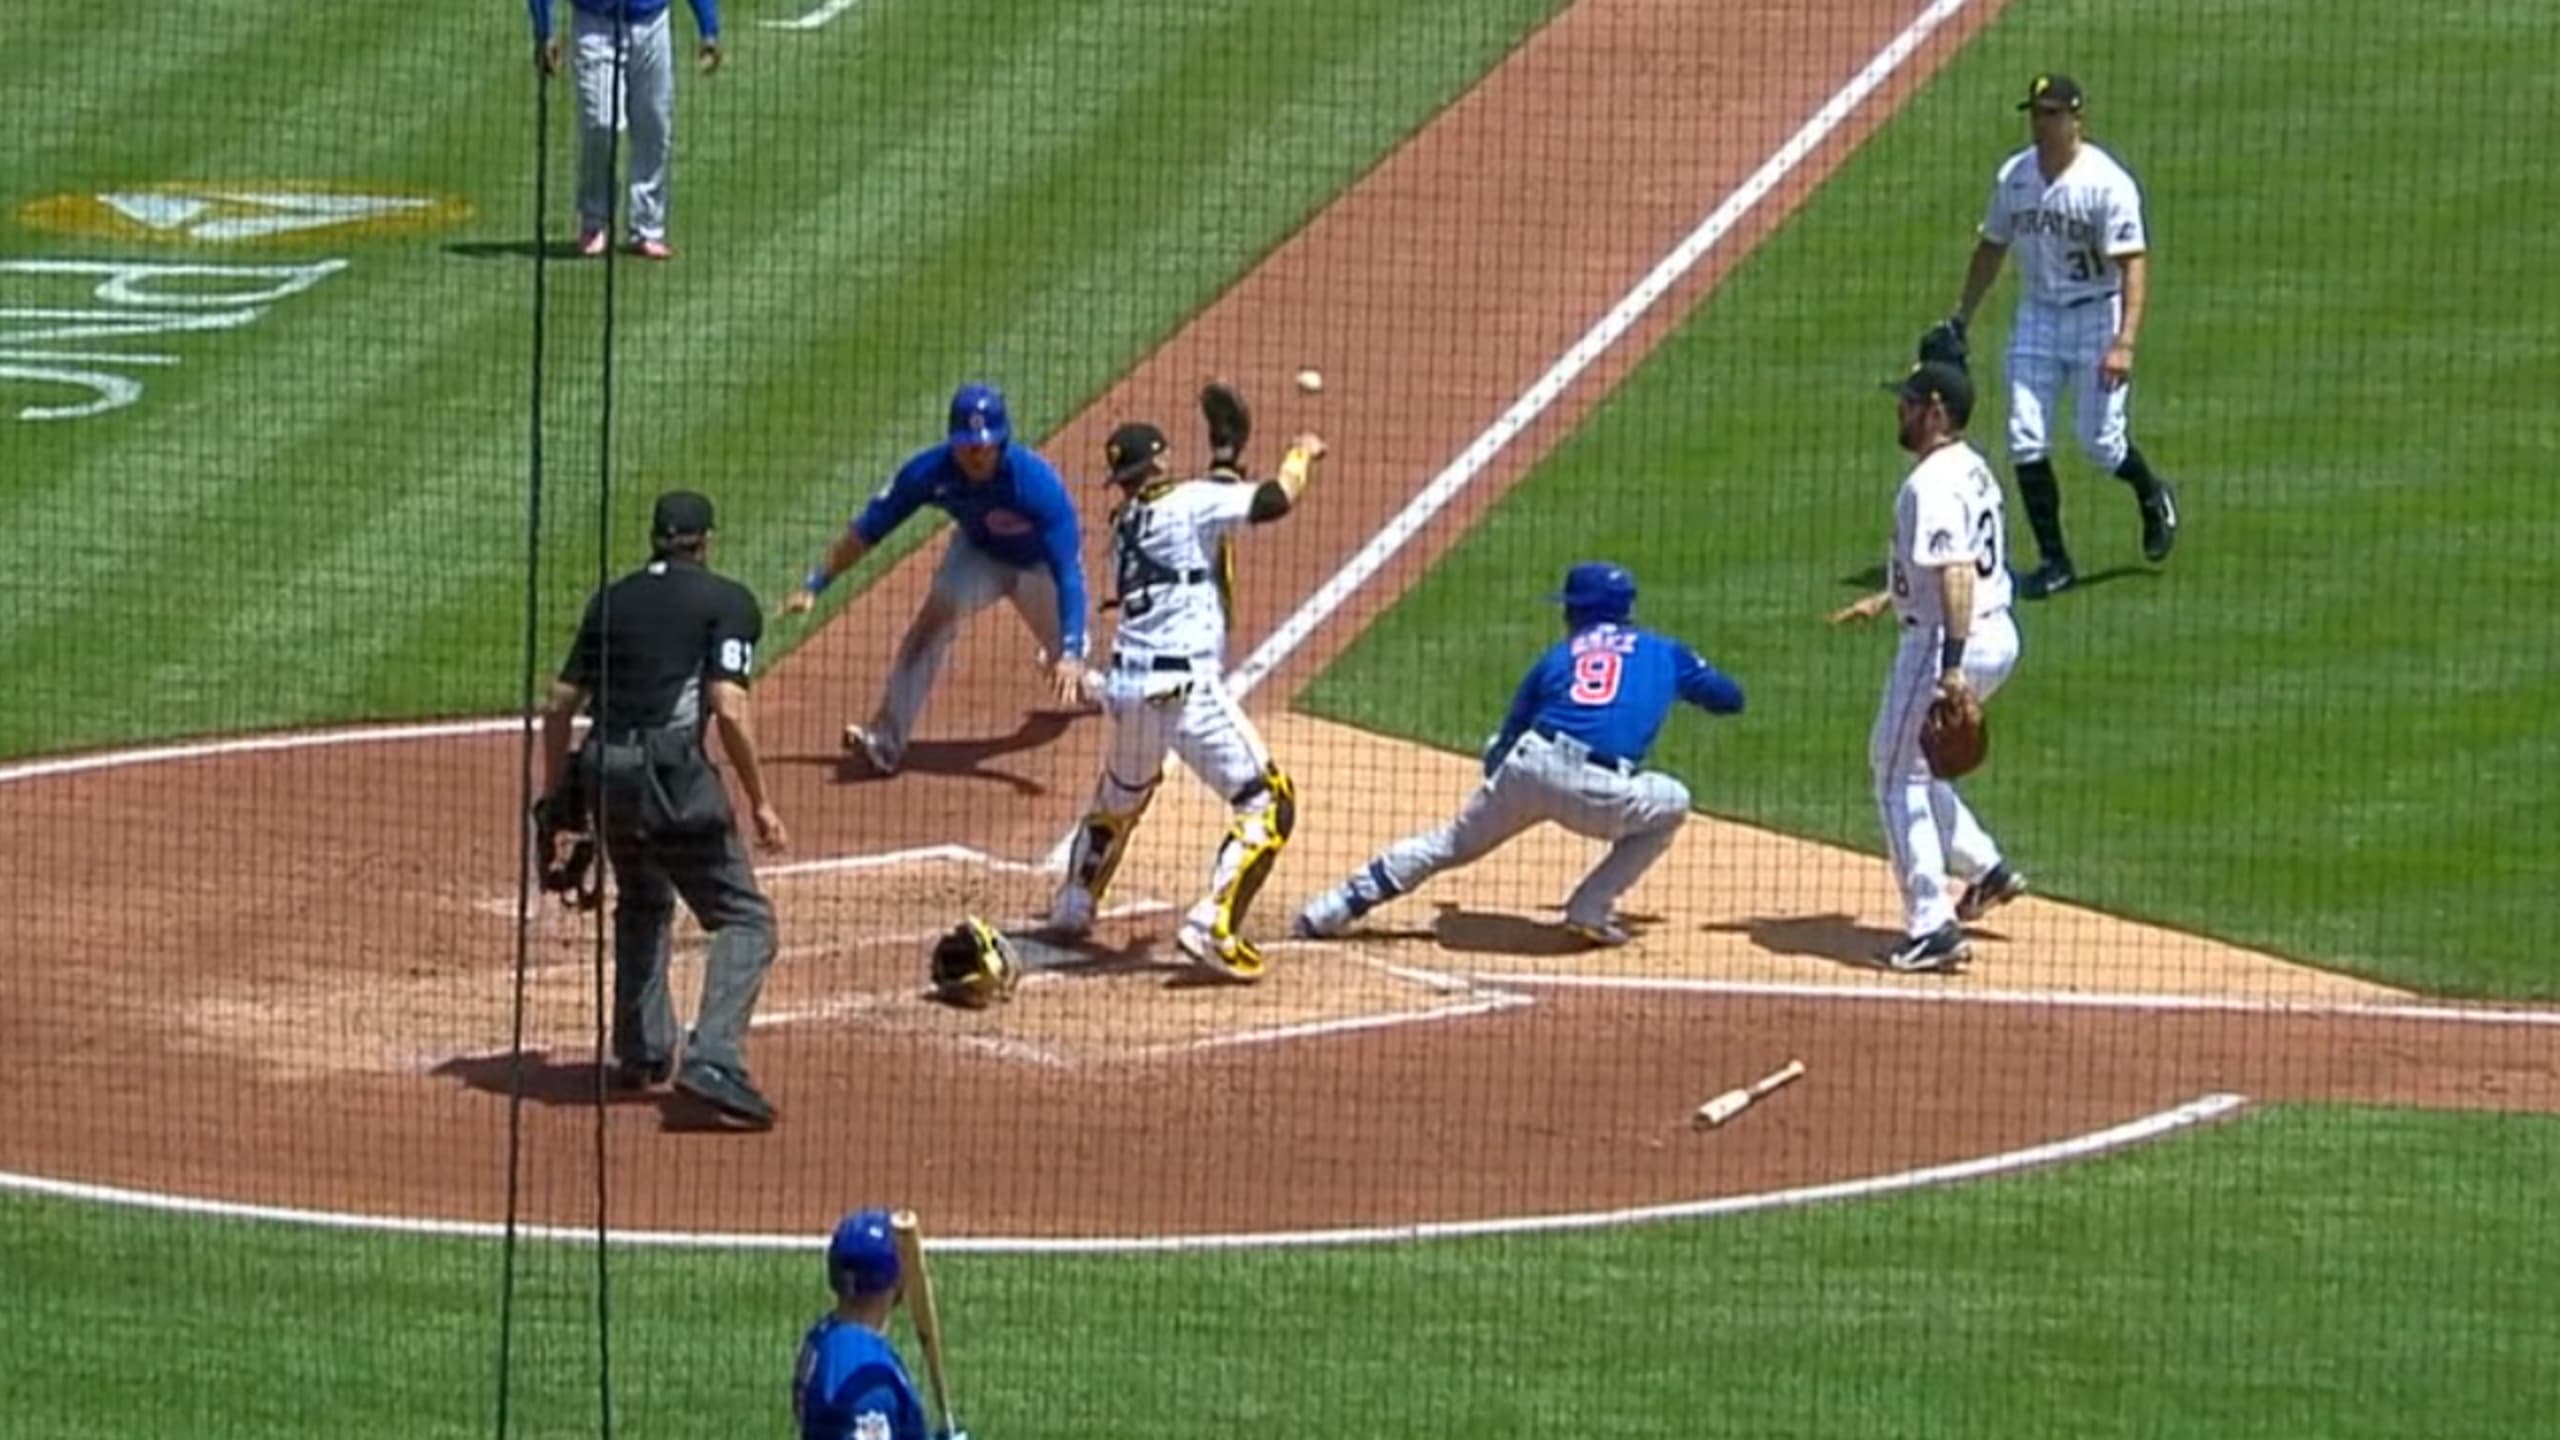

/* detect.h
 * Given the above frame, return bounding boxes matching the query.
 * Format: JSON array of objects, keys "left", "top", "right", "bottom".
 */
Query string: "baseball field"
[{"left": 5, "top": 0, "right": 2557, "bottom": 1436}]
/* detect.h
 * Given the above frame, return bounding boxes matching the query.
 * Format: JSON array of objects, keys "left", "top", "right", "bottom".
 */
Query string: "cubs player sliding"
[
  {"left": 1829, "top": 362, "right": 2028, "bottom": 973},
  {"left": 1045, "top": 391, "right": 1326, "bottom": 982},
  {"left": 1945, "top": 73, "right": 2178, "bottom": 599},
  {"left": 1296, "top": 563, "right": 1743, "bottom": 948}
]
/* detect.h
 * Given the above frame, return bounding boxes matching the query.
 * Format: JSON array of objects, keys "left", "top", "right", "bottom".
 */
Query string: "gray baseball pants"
[
  {"left": 605, "top": 822, "right": 775, "bottom": 1074},
  {"left": 862, "top": 536, "right": 1064, "bottom": 769},
  {"left": 571, "top": 8, "right": 675, "bottom": 242},
  {"left": 1311, "top": 729, "right": 1690, "bottom": 932}
]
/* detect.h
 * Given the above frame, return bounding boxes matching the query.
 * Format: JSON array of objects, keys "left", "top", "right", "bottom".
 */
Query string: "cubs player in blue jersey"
[
  {"left": 784, "top": 383, "right": 1091, "bottom": 774},
  {"left": 529, "top": 0, "right": 724, "bottom": 259},
  {"left": 795, "top": 1209, "right": 959, "bottom": 1440},
  {"left": 1296, "top": 563, "right": 1743, "bottom": 946}
]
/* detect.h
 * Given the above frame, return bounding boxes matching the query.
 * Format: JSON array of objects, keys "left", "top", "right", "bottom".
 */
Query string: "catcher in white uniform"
[
  {"left": 1829, "top": 361, "right": 2028, "bottom": 973},
  {"left": 1928, "top": 72, "right": 2179, "bottom": 600},
  {"left": 1045, "top": 387, "right": 1327, "bottom": 983}
]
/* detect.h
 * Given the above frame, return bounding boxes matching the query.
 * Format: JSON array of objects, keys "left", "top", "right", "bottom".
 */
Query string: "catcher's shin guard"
[
  {"left": 1204, "top": 763, "right": 1297, "bottom": 940},
  {"left": 1063, "top": 772, "right": 1161, "bottom": 903}
]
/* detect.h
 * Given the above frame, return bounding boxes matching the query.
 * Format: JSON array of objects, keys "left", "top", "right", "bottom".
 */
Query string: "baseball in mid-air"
[{"left": 1294, "top": 368, "right": 1325, "bottom": 395}]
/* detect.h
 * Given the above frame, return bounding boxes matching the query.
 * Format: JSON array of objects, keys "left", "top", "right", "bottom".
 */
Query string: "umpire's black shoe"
[
  {"left": 1878, "top": 922, "right": 1970, "bottom": 974},
  {"left": 676, "top": 1061, "right": 776, "bottom": 1129},
  {"left": 2140, "top": 481, "right": 2180, "bottom": 563},
  {"left": 2019, "top": 559, "right": 2077, "bottom": 600}
]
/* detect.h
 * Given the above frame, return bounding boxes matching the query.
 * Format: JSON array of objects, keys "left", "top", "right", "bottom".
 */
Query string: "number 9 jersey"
[{"left": 1890, "top": 438, "right": 2013, "bottom": 630}]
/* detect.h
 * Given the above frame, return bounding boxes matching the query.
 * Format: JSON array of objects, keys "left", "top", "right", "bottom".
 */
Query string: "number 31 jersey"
[
  {"left": 1980, "top": 142, "right": 2147, "bottom": 307},
  {"left": 1891, "top": 439, "right": 2014, "bottom": 630}
]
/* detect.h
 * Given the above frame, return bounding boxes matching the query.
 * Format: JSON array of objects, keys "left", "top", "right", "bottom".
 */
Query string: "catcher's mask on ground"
[{"left": 928, "top": 915, "right": 1024, "bottom": 1009}]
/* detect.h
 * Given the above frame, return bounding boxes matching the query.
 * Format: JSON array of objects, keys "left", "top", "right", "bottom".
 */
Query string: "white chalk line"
[
  {"left": 0, "top": 1092, "right": 2246, "bottom": 1252},
  {"left": 760, "top": 0, "right": 868, "bottom": 31},
  {"left": 0, "top": 715, "right": 523, "bottom": 786},
  {"left": 1475, "top": 972, "right": 2560, "bottom": 1028}
]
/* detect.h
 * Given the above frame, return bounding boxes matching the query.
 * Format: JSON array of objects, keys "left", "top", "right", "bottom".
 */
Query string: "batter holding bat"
[{"left": 794, "top": 1208, "right": 967, "bottom": 1440}]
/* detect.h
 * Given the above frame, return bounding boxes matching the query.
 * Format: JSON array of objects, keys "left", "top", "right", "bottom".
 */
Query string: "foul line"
[
  {"left": 1224, "top": 0, "right": 1974, "bottom": 699},
  {"left": 760, "top": 0, "right": 869, "bottom": 31},
  {"left": 0, "top": 1093, "right": 2244, "bottom": 1252},
  {"left": 1476, "top": 972, "right": 2560, "bottom": 1028}
]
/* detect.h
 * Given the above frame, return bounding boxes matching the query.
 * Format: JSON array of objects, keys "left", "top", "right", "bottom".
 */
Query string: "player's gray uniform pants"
[
  {"left": 604, "top": 822, "right": 776, "bottom": 1074},
  {"left": 864, "top": 536, "right": 1064, "bottom": 769},
  {"left": 571, "top": 8, "right": 675, "bottom": 242},
  {"left": 1871, "top": 610, "right": 2019, "bottom": 937},
  {"left": 1311, "top": 729, "right": 1690, "bottom": 932}
]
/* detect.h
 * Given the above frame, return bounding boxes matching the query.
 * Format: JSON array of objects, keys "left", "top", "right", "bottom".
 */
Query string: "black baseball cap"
[
  {"left": 1884, "top": 361, "right": 1975, "bottom": 427},
  {"left": 650, "top": 489, "right": 716, "bottom": 538},
  {"left": 2019, "top": 73, "right": 2085, "bottom": 112},
  {"left": 1104, "top": 422, "right": 1168, "bottom": 484}
]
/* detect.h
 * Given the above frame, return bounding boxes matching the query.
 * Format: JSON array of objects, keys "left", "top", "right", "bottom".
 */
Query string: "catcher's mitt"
[
  {"left": 1917, "top": 315, "right": 1969, "bottom": 371},
  {"left": 1201, "top": 380, "right": 1250, "bottom": 475},
  {"left": 928, "top": 915, "right": 1024, "bottom": 1009},
  {"left": 1919, "top": 688, "right": 1988, "bottom": 779},
  {"left": 531, "top": 788, "right": 601, "bottom": 910}
]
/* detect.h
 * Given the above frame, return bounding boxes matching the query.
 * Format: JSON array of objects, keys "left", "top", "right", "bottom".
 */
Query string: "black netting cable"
[
  {"left": 586, "top": 9, "right": 633, "bottom": 1440},
  {"left": 495, "top": 34, "right": 559, "bottom": 1440}
]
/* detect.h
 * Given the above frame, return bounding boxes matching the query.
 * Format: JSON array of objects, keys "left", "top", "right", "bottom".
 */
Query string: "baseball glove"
[
  {"left": 1201, "top": 380, "right": 1250, "bottom": 475},
  {"left": 928, "top": 915, "right": 1024, "bottom": 1009},
  {"left": 1917, "top": 315, "right": 1969, "bottom": 371},
  {"left": 531, "top": 788, "right": 601, "bottom": 910},
  {"left": 1919, "top": 688, "right": 1988, "bottom": 779}
]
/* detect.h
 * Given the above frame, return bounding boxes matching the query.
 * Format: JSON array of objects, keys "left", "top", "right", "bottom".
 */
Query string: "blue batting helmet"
[
  {"left": 827, "top": 1208, "right": 901, "bottom": 1297},
  {"left": 1549, "top": 561, "right": 1636, "bottom": 623},
  {"left": 948, "top": 382, "right": 1011, "bottom": 448}
]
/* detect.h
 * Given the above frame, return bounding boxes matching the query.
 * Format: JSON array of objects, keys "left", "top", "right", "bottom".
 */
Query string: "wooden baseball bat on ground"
[
  {"left": 889, "top": 1210, "right": 958, "bottom": 1433},
  {"left": 1692, "top": 1058, "right": 1808, "bottom": 1129}
]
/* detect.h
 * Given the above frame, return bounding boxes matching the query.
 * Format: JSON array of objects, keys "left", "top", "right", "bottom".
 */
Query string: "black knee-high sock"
[
  {"left": 2015, "top": 458, "right": 2069, "bottom": 567},
  {"left": 2114, "top": 445, "right": 2164, "bottom": 504}
]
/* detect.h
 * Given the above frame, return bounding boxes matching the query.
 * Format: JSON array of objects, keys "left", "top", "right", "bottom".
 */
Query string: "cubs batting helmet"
[
  {"left": 949, "top": 382, "right": 1011, "bottom": 447},
  {"left": 1549, "top": 561, "right": 1637, "bottom": 625},
  {"left": 828, "top": 1207, "right": 901, "bottom": 1297}
]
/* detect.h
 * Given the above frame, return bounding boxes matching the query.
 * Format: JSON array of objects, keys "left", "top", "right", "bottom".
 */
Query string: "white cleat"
[
  {"left": 1044, "top": 884, "right": 1096, "bottom": 940},
  {"left": 1293, "top": 890, "right": 1353, "bottom": 939},
  {"left": 841, "top": 723, "right": 898, "bottom": 775},
  {"left": 1175, "top": 921, "right": 1267, "bottom": 984}
]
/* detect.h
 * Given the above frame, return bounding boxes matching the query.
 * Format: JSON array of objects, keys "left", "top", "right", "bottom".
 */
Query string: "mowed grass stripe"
[
  {"left": 5, "top": 0, "right": 1566, "bottom": 754},
  {"left": 8, "top": 1106, "right": 2556, "bottom": 1437},
  {"left": 1301, "top": 0, "right": 2559, "bottom": 996}
]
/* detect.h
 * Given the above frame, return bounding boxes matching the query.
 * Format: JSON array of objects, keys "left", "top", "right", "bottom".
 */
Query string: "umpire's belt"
[
  {"left": 1111, "top": 652, "right": 1194, "bottom": 673},
  {"left": 1531, "top": 724, "right": 1636, "bottom": 775}
]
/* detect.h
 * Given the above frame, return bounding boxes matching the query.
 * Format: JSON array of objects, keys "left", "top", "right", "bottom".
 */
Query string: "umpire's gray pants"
[
  {"left": 1345, "top": 730, "right": 1691, "bottom": 930},
  {"left": 572, "top": 8, "right": 674, "bottom": 242},
  {"left": 605, "top": 822, "right": 775, "bottom": 1073}
]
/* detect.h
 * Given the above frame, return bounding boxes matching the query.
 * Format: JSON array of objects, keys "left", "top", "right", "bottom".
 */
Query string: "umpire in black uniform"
[{"left": 537, "top": 490, "right": 789, "bottom": 1128}]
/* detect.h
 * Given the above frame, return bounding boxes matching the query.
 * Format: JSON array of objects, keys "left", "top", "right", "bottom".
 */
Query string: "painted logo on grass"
[{"left": 18, "top": 183, "right": 471, "bottom": 246}]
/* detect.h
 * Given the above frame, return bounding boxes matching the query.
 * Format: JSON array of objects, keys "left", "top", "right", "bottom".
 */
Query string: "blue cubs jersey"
[
  {"left": 794, "top": 1316, "right": 928, "bottom": 1440},
  {"left": 853, "top": 440, "right": 1090, "bottom": 655},
  {"left": 1491, "top": 621, "right": 1743, "bottom": 769}
]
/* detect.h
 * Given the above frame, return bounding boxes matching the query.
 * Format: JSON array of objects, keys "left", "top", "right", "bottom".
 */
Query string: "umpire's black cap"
[
  {"left": 651, "top": 490, "right": 716, "bottom": 538},
  {"left": 1885, "top": 361, "right": 1974, "bottom": 427},
  {"left": 2019, "top": 73, "right": 2085, "bottom": 111},
  {"left": 1104, "top": 422, "right": 1168, "bottom": 485}
]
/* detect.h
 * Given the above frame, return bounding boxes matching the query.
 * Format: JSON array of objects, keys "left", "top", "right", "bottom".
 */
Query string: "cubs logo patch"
[{"left": 984, "top": 509, "right": 1034, "bottom": 537}]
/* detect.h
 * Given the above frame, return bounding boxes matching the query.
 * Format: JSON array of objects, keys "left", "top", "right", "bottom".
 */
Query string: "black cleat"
[
  {"left": 1878, "top": 922, "right": 1971, "bottom": 974},
  {"left": 1955, "top": 864, "right": 2029, "bottom": 925},
  {"left": 612, "top": 1055, "right": 675, "bottom": 1092},
  {"left": 675, "top": 1060, "right": 776, "bottom": 1129},
  {"left": 2140, "top": 480, "right": 2180, "bottom": 563},
  {"left": 2019, "top": 560, "right": 2077, "bottom": 601}
]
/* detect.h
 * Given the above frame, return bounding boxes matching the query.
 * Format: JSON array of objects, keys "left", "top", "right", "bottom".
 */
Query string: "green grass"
[
  {"left": 8, "top": 1106, "right": 2557, "bottom": 1436},
  {"left": 1301, "top": 0, "right": 2560, "bottom": 997},
  {"left": 0, "top": 0, "right": 1568, "bottom": 755}
]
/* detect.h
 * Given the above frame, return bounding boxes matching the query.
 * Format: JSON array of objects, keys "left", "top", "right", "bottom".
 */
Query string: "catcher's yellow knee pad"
[
  {"left": 1211, "top": 764, "right": 1297, "bottom": 932},
  {"left": 1067, "top": 777, "right": 1160, "bottom": 902}
]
